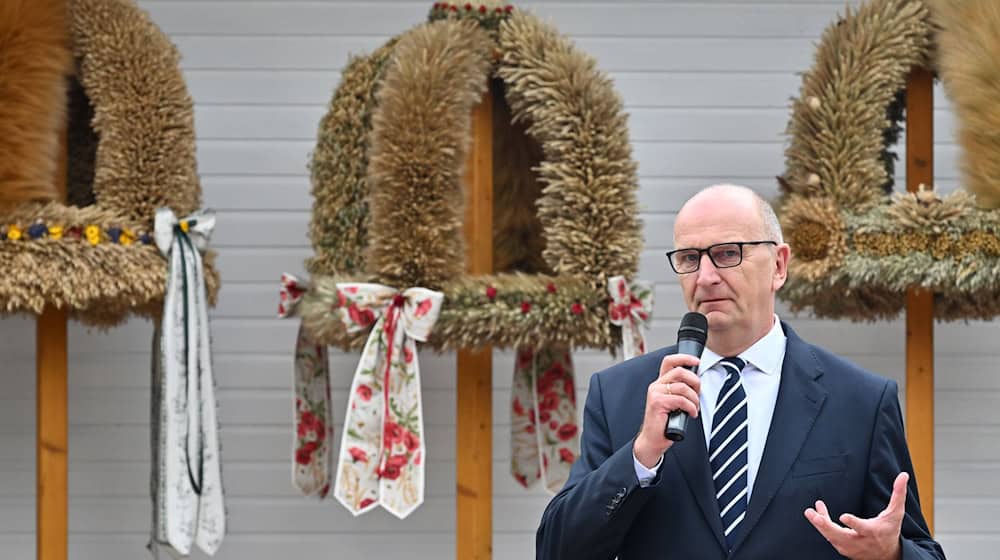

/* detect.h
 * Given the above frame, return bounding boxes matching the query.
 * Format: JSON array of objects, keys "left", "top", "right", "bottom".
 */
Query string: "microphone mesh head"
[{"left": 677, "top": 312, "right": 708, "bottom": 344}]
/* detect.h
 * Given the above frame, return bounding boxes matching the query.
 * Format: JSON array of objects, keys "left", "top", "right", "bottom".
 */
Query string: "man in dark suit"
[{"left": 536, "top": 185, "right": 944, "bottom": 559}]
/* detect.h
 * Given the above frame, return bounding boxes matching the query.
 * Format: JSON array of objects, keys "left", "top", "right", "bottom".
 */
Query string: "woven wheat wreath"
[
  {"left": 0, "top": 0, "right": 219, "bottom": 325},
  {"left": 778, "top": 0, "right": 1000, "bottom": 321},
  {"left": 279, "top": 1, "right": 653, "bottom": 517},
  {"left": 0, "top": 0, "right": 223, "bottom": 555}
]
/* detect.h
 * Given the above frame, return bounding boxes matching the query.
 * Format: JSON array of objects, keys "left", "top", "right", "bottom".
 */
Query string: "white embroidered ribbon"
[
  {"left": 607, "top": 276, "right": 654, "bottom": 360},
  {"left": 510, "top": 345, "right": 580, "bottom": 494},
  {"left": 149, "top": 208, "right": 225, "bottom": 557},
  {"left": 332, "top": 283, "right": 442, "bottom": 519},
  {"left": 276, "top": 273, "right": 334, "bottom": 499}
]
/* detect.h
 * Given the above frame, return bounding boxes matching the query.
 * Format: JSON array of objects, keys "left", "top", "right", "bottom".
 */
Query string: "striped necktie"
[{"left": 709, "top": 356, "right": 748, "bottom": 549}]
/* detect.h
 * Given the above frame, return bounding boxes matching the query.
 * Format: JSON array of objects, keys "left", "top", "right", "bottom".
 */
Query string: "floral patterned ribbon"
[
  {"left": 278, "top": 273, "right": 308, "bottom": 318},
  {"left": 291, "top": 334, "right": 334, "bottom": 499},
  {"left": 276, "top": 273, "right": 334, "bottom": 499},
  {"left": 510, "top": 345, "right": 580, "bottom": 494},
  {"left": 332, "top": 283, "right": 443, "bottom": 518},
  {"left": 149, "top": 208, "right": 225, "bottom": 557},
  {"left": 607, "top": 275, "right": 654, "bottom": 360}
]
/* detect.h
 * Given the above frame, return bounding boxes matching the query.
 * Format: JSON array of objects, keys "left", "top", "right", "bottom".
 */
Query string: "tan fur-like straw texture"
[
  {"left": 308, "top": 40, "right": 398, "bottom": 276},
  {"left": 498, "top": 12, "right": 641, "bottom": 283},
  {"left": 781, "top": 0, "right": 931, "bottom": 209},
  {"left": 932, "top": 0, "right": 1000, "bottom": 209},
  {"left": 365, "top": 19, "right": 492, "bottom": 289},
  {"left": 0, "top": 0, "right": 71, "bottom": 208},
  {"left": 70, "top": 0, "right": 201, "bottom": 223}
]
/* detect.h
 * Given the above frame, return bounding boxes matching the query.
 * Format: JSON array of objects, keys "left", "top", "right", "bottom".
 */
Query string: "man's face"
[{"left": 672, "top": 195, "right": 788, "bottom": 337}]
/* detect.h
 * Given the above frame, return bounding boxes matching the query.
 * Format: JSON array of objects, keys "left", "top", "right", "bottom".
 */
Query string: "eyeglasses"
[{"left": 665, "top": 241, "right": 777, "bottom": 274}]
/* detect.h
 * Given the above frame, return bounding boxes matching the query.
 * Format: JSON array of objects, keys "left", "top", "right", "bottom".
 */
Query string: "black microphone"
[{"left": 663, "top": 312, "right": 708, "bottom": 442}]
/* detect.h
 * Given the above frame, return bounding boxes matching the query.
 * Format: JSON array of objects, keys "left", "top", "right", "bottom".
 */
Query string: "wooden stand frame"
[
  {"left": 905, "top": 68, "right": 935, "bottom": 531},
  {"left": 457, "top": 88, "right": 494, "bottom": 559}
]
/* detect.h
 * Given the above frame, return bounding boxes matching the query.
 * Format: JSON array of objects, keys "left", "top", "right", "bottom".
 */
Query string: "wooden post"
[
  {"left": 905, "top": 68, "right": 934, "bottom": 532},
  {"left": 37, "top": 308, "right": 68, "bottom": 560},
  {"left": 457, "top": 87, "right": 494, "bottom": 560},
  {"left": 38, "top": 66, "right": 71, "bottom": 560}
]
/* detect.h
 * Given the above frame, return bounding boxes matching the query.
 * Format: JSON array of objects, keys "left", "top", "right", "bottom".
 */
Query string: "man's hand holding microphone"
[{"left": 634, "top": 312, "right": 708, "bottom": 468}]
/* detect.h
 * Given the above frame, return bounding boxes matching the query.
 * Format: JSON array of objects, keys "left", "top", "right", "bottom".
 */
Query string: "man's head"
[{"left": 671, "top": 184, "right": 790, "bottom": 352}]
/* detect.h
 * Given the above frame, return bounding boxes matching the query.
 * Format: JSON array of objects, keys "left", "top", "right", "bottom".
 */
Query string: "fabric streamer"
[
  {"left": 332, "top": 283, "right": 442, "bottom": 518},
  {"left": 511, "top": 276, "right": 653, "bottom": 493},
  {"left": 278, "top": 273, "right": 334, "bottom": 498},
  {"left": 149, "top": 208, "right": 225, "bottom": 557},
  {"left": 510, "top": 345, "right": 580, "bottom": 494}
]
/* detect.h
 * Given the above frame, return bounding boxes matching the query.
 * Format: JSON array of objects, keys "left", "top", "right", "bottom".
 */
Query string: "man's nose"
[{"left": 696, "top": 253, "right": 721, "bottom": 285}]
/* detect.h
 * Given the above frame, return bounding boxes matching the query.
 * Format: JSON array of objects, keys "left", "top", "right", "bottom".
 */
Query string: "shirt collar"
[{"left": 700, "top": 315, "right": 786, "bottom": 375}]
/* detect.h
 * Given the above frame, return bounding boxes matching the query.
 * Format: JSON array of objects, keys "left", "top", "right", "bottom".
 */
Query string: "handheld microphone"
[{"left": 664, "top": 312, "right": 708, "bottom": 442}]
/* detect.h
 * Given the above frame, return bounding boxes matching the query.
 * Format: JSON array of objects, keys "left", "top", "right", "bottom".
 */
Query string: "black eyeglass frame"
[{"left": 665, "top": 240, "right": 778, "bottom": 274}]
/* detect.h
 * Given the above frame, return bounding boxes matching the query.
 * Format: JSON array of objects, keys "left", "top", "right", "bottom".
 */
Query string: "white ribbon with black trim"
[{"left": 149, "top": 208, "right": 226, "bottom": 557}]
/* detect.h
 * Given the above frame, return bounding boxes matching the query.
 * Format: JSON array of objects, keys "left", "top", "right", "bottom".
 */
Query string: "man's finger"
[
  {"left": 804, "top": 506, "right": 853, "bottom": 544},
  {"left": 655, "top": 394, "right": 699, "bottom": 419},
  {"left": 815, "top": 499, "right": 831, "bottom": 519},
  {"left": 814, "top": 501, "right": 856, "bottom": 537},
  {"left": 654, "top": 379, "right": 700, "bottom": 405},
  {"left": 885, "top": 472, "right": 909, "bottom": 517},
  {"left": 657, "top": 367, "right": 700, "bottom": 386},
  {"left": 659, "top": 354, "right": 699, "bottom": 376},
  {"left": 838, "top": 513, "right": 872, "bottom": 536},
  {"left": 659, "top": 367, "right": 702, "bottom": 397}
]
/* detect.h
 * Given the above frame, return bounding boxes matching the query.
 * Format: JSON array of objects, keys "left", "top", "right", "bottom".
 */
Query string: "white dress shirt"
[{"left": 634, "top": 316, "right": 787, "bottom": 499}]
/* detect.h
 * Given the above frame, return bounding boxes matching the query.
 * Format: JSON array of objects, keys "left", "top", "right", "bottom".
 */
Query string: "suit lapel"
[
  {"left": 670, "top": 414, "right": 727, "bottom": 552},
  {"left": 731, "top": 324, "right": 827, "bottom": 552}
]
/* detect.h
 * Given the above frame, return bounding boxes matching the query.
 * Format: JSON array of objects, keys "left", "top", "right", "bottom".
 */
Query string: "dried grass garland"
[
  {"left": 295, "top": 8, "right": 642, "bottom": 351},
  {"left": 0, "top": 0, "right": 216, "bottom": 324},
  {"left": 778, "top": 0, "right": 1000, "bottom": 321}
]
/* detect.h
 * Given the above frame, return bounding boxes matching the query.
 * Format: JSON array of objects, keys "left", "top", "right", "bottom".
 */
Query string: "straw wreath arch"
[
  {"left": 0, "top": 0, "right": 218, "bottom": 326},
  {"left": 1, "top": 0, "right": 224, "bottom": 555},
  {"left": 778, "top": 0, "right": 1000, "bottom": 321},
  {"left": 296, "top": 7, "right": 644, "bottom": 351},
  {"left": 280, "top": 2, "right": 653, "bottom": 516}
]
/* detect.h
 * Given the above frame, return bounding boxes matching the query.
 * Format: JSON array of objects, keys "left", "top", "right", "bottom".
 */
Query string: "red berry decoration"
[
  {"left": 464, "top": 3, "right": 472, "bottom": 10},
  {"left": 479, "top": 5, "right": 487, "bottom": 13},
  {"left": 486, "top": 285, "right": 497, "bottom": 300},
  {"left": 505, "top": 5, "right": 514, "bottom": 13},
  {"left": 571, "top": 302, "right": 584, "bottom": 315},
  {"left": 521, "top": 301, "right": 531, "bottom": 314},
  {"left": 546, "top": 282, "right": 557, "bottom": 293}
]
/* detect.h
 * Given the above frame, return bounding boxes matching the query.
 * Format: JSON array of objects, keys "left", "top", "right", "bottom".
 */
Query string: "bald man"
[{"left": 536, "top": 185, "right": 944, "bottom": 560}]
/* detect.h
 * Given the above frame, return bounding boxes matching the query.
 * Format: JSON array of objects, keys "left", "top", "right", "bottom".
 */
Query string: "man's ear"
[{"left": 773, "top": 243, "right": 791, "bottom": 291}]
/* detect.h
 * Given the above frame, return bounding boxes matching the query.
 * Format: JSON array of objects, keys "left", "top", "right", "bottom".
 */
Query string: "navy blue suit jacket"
[{"left": 537, "top": 323, "right": 944, "bottom": 559}]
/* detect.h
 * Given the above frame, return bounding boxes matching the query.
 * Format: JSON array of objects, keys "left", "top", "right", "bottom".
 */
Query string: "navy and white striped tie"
[{"left": 709, "top": 356, "right": 749, "bottom": 549}]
